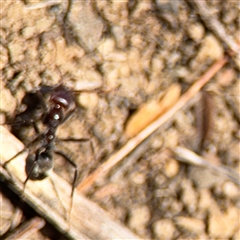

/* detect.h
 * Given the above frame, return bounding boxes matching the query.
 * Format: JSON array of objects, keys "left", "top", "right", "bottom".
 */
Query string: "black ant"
[{"left": 3, "top": 83, "right": 95, "bottom": 224}]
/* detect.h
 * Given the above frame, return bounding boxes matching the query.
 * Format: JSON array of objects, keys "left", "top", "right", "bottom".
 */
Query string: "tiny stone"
[
  {"left": 151, "top": 137, "right": 164, "bottom": 149},
  {"left": 174, "top": 216, "right": 205, "bottom": 234},
  {"left": 129, "top": 205, "right": 150, "bottom": 233},
  {"left": 216, "top": 68, "right": 236, "bottom": 87},
  {"left": 209, "top": 205, "right": 240, "bottom": 238},
  {"left": 164, "top": 158, "right": 180, "bottom": 178},
  {"left": 175, "top": 66, "right": 190, "bottom": 79},
  {"left": 78, "top": 92, "right": 99, "bottom": 110},
  {"left": 151, "top": 57, "right": 164, "bottom": 73},
  {"left": 191, "top": 34, "right": 223, "bottom": 68},
  {"left": 67, "top": 1, "right": 104, "bottom": 51},
  {"left": 181, "top": 179, "right": 198, "bottom": 213},
  {"left": 0, "top": 87, "right": 16, "bottom": 114},
  {"left": 131, "top": 172, "right": 146, "bottom": 185},
  {"left": 198, "top": 189, "right": 213, "bottom": 212},
  {"left": 170, "top": 200, "right": 183, "bottom": 215},
  {"left": 98, "top": 38, "right": 115, "bottom": 56},
  {"left": 188, "top": 23, "right": 205, "bottom": 42},
  {"left": 0, "top": 44, "right": 8, "bottom": 70},
  {"left": 153, "top": 219, "right": 175, "bottom": 239},
  {"left": 8, "top": 39, "right": 25, "bottom": 63},
  {"left": 222, "top": 181, "right": 239, "bottom": 199}
]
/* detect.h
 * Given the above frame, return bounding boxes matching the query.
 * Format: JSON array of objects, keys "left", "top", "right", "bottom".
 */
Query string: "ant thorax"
[{"left": 11, "top": 85, "right": 76, "bottom": 144}]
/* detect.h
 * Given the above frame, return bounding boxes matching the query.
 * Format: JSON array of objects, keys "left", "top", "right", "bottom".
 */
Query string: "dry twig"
[
  {"left": 172, "top": 146, "right": 240, "bottom": 186},
  {"left": 187, "top": 0, "right": 240, "bottom": 67},
  {"left": 24, "top": 0, "right": 62, "bottom": 10},
  {"left": 0, "top": 126, "right": 140, "bottom": 240},
  {"left": 78, "top": 56, "right": 229, "bottom": 192},
  {"left": 125, "top": 83, "right": 181, "bottom": 137},
  {"left": 195, "top": 90, "right": 214, "bottom": 152},
  {"left": 4, "top": 217, "right": 45, "bottom": 240}
]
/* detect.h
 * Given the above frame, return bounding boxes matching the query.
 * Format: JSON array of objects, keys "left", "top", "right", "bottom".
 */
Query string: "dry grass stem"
[
  {"left": 195, "top": 91, "right": 214, "bottom": 151},
  {"left": 125, "top": 83, "right": 181, "bottom": 137},
  {"left": 188, "top": 0, "right": 240, "bottom": 55},
  {"left": 77, "top": 56, "right": 229, "bottom": 193},
  {"left": 0, "top": 126, "right": 140, "bottom": 240},
  {"left": 173, "top": 146, "right": 240, "bottom": 186},
  {"left": 5, "top": 217, "right": 45, "bottom": 240},
  {"left": 24, "top": 1, "right": 62, "bottom": 10}
]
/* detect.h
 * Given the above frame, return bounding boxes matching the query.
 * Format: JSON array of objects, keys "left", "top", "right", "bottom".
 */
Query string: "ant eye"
[{"left": 56, "top": 97, "right": 69, "bottom": 108}]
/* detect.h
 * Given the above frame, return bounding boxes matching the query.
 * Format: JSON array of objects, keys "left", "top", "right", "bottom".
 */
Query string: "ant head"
[
  {"left": 25, "top": 152, "right": 54, "bottom": 180},
  {"left": 51, "top": 85, "right": 76, "bottom": 109}
]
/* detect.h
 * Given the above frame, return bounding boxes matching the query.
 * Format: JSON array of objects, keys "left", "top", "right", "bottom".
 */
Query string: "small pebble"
[
  {"left": 174, "top": 216, "right": 205, "bottom": 234},
  {"left": 131, "top": 172, "right": 146, "bottom": 185},
  {"left": 216, "top": 68, "right": 236, "bottom": 87},
  {"left": 187, "top": 23, "right": 205, "bottom": 42},
  {"left": 67, "top": 1, "right": 104, "bottom": 51},
  {"left": 198, "top": 189, "right": 214, "bottom": 212},
  {"left": 181, "top": 179, "right": 198, "bottom": 213},
  {"left": 0, "top": 87, "right": 17, "bottom": 114},
  {"left": 78, "top": 92, "right": 99, "bottom": 110},
  {"left": 164, "top": 158, "right": 180, "bottom": 178},
  {"left": 191, "top": 34, "right": 223, "bottom": 68},
  {"left": 153, "top": 219, "right": 175, "bottom": 239},
  {"left": 0, "top": 44, "right": 8, "bottom": 70},
  {"left": 129, "top": 205, "right": 150, "bottom": 234},
  {"left": 222, "top": 181, "right": 239, "bottom": 199},
  {"left": 209, "top": 205, "right": 240, "bottom": 238}
]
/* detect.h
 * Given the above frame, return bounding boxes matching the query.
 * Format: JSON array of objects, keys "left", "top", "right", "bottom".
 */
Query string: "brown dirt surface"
[{"left": 1, "top": 1, "right": 239, "bottom": 239}]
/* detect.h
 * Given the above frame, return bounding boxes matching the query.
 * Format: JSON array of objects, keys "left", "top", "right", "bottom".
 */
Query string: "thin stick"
[
  {"left": 187, "top": 0, "right": 240, "bottom": 55},
  {"left": 0, "top": 126, "right": 140, "bottom": 240},
  {"left": 172, "top": 146, "right": 240, "bottom": 186},
  {"left": 78, "top": 56, "right": 229, "bottom": 192},
  {"left": 5, "top": 217, "right": 45, "bottom": 240},
  {"left": 24, "top": 0, "right": 62, "bottom": 10}
]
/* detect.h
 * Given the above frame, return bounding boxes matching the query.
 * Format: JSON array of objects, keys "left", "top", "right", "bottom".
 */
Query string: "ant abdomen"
[{"left": 25, "top": 151, "right": 54, "bottom": 180}]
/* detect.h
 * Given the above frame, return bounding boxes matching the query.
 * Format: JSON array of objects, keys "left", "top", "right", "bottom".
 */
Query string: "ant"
[{"left": 3, "top": 82, "right": 95, "bottom": 224}]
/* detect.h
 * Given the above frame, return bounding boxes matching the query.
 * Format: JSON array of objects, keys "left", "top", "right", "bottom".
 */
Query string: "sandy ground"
[{"left": 0, "top": 1, "right": 239, "bottom": 239}]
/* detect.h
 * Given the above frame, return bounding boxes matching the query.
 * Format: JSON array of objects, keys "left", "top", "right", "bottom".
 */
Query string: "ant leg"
[
  {"left": 23, "top": 150, "right": 41, "bottom": 190},
  {"left": 3, "top": 148, "right": 27, "bottom": 169},
  {"left": 33, "top": 122, "right": 40, "bottom": 134},
  {"left": 54, "top": 150, "right": 79, "bottom": 227},
  {"left": 35, "top": 89, "right": 48, "bottom": 113},
  {"left": 55, "top": 150, "right": 79, "bottom": 196},
  {"left": 5, "top": 117, "right": 40, "bottom": 133},
  {"left": 48, "top": 176, "right": 69, "bottom": 223},
  {"left": 3, "top": 133, "right": 44, "bottom": 174},
  {"left": 56, "top": 137, "right": 97, "bottom": 163}
]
